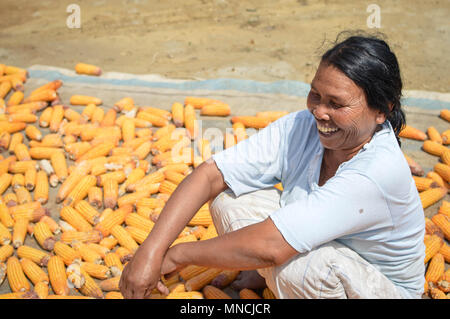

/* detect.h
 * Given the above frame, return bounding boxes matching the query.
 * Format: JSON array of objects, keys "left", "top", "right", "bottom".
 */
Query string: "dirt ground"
[{"left": 0, "top": 0, "right": 449, "bottom": 92}]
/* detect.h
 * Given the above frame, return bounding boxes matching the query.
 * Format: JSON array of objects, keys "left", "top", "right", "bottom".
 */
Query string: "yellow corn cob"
[
  {"left": 38, "top": 107, "right": 52, "bottom": 128},
  {"left": 431, "top": 213, "right": 450, "bottom": 241},
  {"left": 0, "top": 200, "right": 14, "bottom": 228},
  {"left": 425, "top": 253, "right": 445, "bottom": 284},
  {"left": 81, "top": 262, "right": 111, "bottom": 280},
  {"left": 184, "top": 268, "right": 223, "bottom": 292},
  {"left": 24, "top": 166, "right": 37, "bottom": 191},
  {"left": 56, "top": 161, "right": 91, "bottom": 203},
  {"left": 0, "top": 157, "right": 16, "bottom": 176},
  {"left": 34, "top": 281, "right": 49, "bottom": 299},
  {"left": 99, "top": 109, "right": 116, "bottom": 127},
  {"left": 48, "top": 104, "right": 64, "bottom": 133},
  {"left": 14, "top": 143, "right": 31, "bottom": 162},
  {"left": 34, "top": 170, "right": 49, "bottom": 204},
  {"left": 239, "top": 288, "right": 262, "bottom": 299},
  {"left": 46, "top": 294, "right": 95, "bottom": 299},
  {"left": 200, "top": 224, "right": 218, "bottom": 241},
  {"left": 0, "top": 80, "right": 11, "bottom": 99},
  {"left": 14, "top": 185, "right": 32, "bottom": 204},
  {"left": 90, "top": 163, "right": 107, "bottom": 176},
  {"left": 20, "top": 257, "right": 49, "bottom": 285},
  {"left": 7, "top": 256, "right": 31, "bottom": 292},
  {"left": 425, "top": 217, "right": 444, "bottom": 238},
  {"left": 121, "top": 118, "right": 135, "bottom": 143},
  {"left": 0, "top": 132, "right": 10, "bottom": 152},
  {"left": 104, "top": 291, "right": 123, "bottom": 299},
  {"left": 125, "top": 212, "right": 155, "bottom": 231},
  {"left": 64, "top": 142, "right": 90, "bottom": 161},
  {"left": 0, "top": 222, "right": 11, "bottom": 245},
  {"left": 0, "top": 173, "right": 12, "bottom": 196},
  {"left": 165, "top": 291, "right": 204, "bottom": 299},
  {"left": 440, "top": 109, "right": 450, "bottom": 122},
  {"left": 210, "top": 269, "right": 240, "bottom": 288},
  {"left": 99, "top": 275, "right": 121, "bottom": 292},
  {"left": 64, "top": 107, "right": 82, "bottom": 123},
  {"left": 2, "top": 192, "right": 17, "bottom": 207},
  {"left": 75, "top": 200, "right": 100, "bottom": 225},
  {"left": 118, "top": 168, "right": 145, "bottom": 196},
  {"left": 136, "top": 111, "right": 169, "bottom": 127},
  {"left": 423, "top": 140, "right": 448, "bottom": 157},
  {"left": 11, "top": 173, "right": 24, "bottom": 190},
  {"left": 53, "top": 241, "right": 82, "bottom": 266},
  {"left": 419, "top": 187, "right": 447, "bottom": 209},
  {"left": 70, "top": 95, "right": 102, "bottom": 106},
  {"left": 47, "top": 255, "right": 69, "bottom": 295},
  {"left": 100, "top": 236, "right": 118, "bottom": 250},
  {"left": 103, "top": 178, "right": 118, "bottom": 209},
  {"left": 34, "top": 221, "right": 56, "bottom": 251},
  {"left": 85, "top": 243, "right": 109, "bottom": 259},
  {"left": 80, "top": 103, "right": 96, "bottom": 121},
  {"left": 132, "top": 140, "right": 153, "bottom": 160},
  {"left": 398, "top": 125, "right": 427, "bottom": 141},
  {"left": 424, "top": 234, "right": 443, "bottom": 264},
  {"left": 60, "top": 206, "right": 93, "bottom": 232},
  {"left": 114, "top": 247, "right": 133, "bottom": 263},
  {"left": 202, "top": 285, "right": 232, "bottom": 299},
  {"left": 24, "top": 125, "right": 42, "bottom": 141},
  {"left": 75, "top": 63, "right": 102, "bottom": 76},
  {"left": 190, "top": 225, "right": 207, "bottom": 240},
  {"left": 95, "top": 205, "right": 131, "bottom": 237},
  {"left": 8, "top": 133, "right": 23, "bottom": 155},
  {"left": 233, "top": 122, "right": 248, "bottom": 143},
  {"left": 184, "top": 104, "right": 199, "bottom": 140},
  {"left": 12, "top": 217, "right": 28, "bottom": 248},
  {"left": 256, "top": 111, "right": 289, "bottom": 122},
  {"left": 0, "top": 244, "right": 14, "bottom": 262},
  {"left": 72, "top": 242, "right": 103, "bottom": 264},
  {"left": 16, "top": 245, "right": 50, "bottom": 266},
  {"left": 63, "top": 174, "right": 97, "bottom": 207},
  {"left": 104, "top": 252, "right": 123, "bottom": 277},
  {"left": 427, "top": 126, "right": 443, "bottom": 144},
  {"left": 200, "top": 103, "right": 231, "bottom": 117},
  {"left": 110, "top": 225, "right": 139, "bottom": 252},
  {"left": 426, "top": 171, "right": 446, "bottom": 188},
  {"left": 159, "top": 180, "right": 178, "bottom": 195},
  {"left": 124, "top": 226, "right": 149, "bottom": 244},
  {"left": 413, "top": 176, "right": 438, "bottom": 191},
  {"left": 442, "top": 129, "right": 450, "bottom": 145},
  {"left": 113, "top": 97, "right": 134, "bottom": 112},
  {"left": 29, "top": 147, "right": 64, "bottom": 160},
  {"left": 7, "top": 91, "right": 24, "bottom": 106},
  {"left": 8, "top": 160, "right": 37, "bottom": 175},
  {"left": 429, "top": 287, "right": 448, "bottom": 299},
  {"left": 78, "top": 268, "right": 103, "bottom": 298},
  {"left": 184, "top": 97, "right": 224, "bottom": 109},
  {"left": 135, "top": 128, "right": 153, "bottom": 139},
  {"left": 171, "top": 102, "right": 184, "bottom": 127},
  {"left": 140, "top": 106, "right": 172, "bottom": 120},
  {"left": 231, "top": 116, "right": 270, "bottom": 129},
  {"left": 0, "top": 261, "right": 5, "bottom": 286},
  {"left": 440, "top": 201, "right": 450, "bottom": 217},
  {"left": 96, "top": 170, "right": 126, "bottom": 187},
  {"left": 76, "top": 142, "right": 115, "bottom": 163},
  {"left": 9, "top": 201, "right": 44, "bottom": 222},
  {"left": 99, "top": 208, "right": 114, "bottom": 223},
  {"left": 0, "top": 121, "right": 27, "bottom": 134},
  {"left": 188, "top": 205, "right": 213, "bottom": 227},
  {"left": 117, "top": 189, "right": 156, "bottom": 207}
]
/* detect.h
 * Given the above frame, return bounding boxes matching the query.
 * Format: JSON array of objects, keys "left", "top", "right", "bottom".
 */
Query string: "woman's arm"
[
  {"left": 161, "top": 217, "right": 299, "bottom": 276},
  {"left": 119, "top": 158, "right": 228, "bottom": 299}
]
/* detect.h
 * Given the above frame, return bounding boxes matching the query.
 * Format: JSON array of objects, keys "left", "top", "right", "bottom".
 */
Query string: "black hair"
[{"left": 320, "top": 31, "right": 405, "bottom": 146}]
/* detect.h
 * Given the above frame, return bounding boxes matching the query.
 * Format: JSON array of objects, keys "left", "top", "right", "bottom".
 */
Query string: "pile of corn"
[
  {"left": 0, "top": 63, "right": 284, "bottom": 299},
  {"left": 399, "top": 119, "right": 450, "bottom": 299}
]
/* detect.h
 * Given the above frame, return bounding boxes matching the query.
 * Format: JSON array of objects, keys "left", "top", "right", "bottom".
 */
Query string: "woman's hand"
[{"left": 119, "top": 246, "right": 168, "bottom": 299}]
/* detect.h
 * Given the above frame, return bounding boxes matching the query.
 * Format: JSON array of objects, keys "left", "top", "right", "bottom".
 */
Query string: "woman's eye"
[
  {"left": 310, "top": 92, "right": 320, "bottom": 99},
  {"left": 330, "top": 101, "right": 342, "bottom": 109}
]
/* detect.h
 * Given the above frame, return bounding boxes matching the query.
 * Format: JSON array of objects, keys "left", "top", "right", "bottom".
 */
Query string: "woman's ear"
[{"left": 375, "top": 109, "right": 387, "bottom": 125}]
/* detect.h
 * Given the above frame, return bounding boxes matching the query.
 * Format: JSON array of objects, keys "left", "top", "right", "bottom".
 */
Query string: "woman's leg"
[{"left": 210, "top": 188, "right": 407, "bottom": 299}]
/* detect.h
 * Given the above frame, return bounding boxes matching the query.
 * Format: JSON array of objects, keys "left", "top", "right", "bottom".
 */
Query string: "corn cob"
[
  {"left": 99, "top": 275, "right": 121, "bottom": 292},
  {"left": 114, "top": 247, "right": 133, "bottom": 264},
  {"left": 81, "top": 262, "right": 111, "bottom": 280},
  {"left": 125, "top": 213, "right": 155, "bottom": 232},
  {"left": 184, "top": 104, "right": 199, "bottom": 140},
  {"left": 184, "top": 97, "right": 224, "bottom": 109},
  {"left": 211, "top": 269, "right": 240, "bottom": 288},
  {"left": 0, "top": 221, "right": 11, "bottom": 245},
  {"left": 184, "top": 268, "right": 223, "bottom": 292},
  {"left": 8, "top": 133, "right": 23, "bottom": 155},
  {"left": 442, "top": 129, "right": 450, "bottom": 145},
  {"left": 224, "top": 132, "right": 237, "bottom": 149},
  {"left": 56, "top": 161, "right": 91, "bottom": 203},
  {"left": 78, "top": 268, "right": 104, "bottom": 298},
  {"left": 0, "top": 81, "right": 11, "bottom": 99},
  {"left": 2, "top": 192, "right": 17, "bottom": 207},
  {"left": 136, "top": 111, "right": 169, "bottom": 127},
  {"left": 231, "top": 116, "right": 270, "bottom": 129},
  {"left": 7, "top": 256, "right": 31, "bottom": 292},
  {"left": 14, "top": 143, "right": 31, "bottom": 161},
  {"left": 114, "top": 97, "right": 134, "bottom": 112},
  {"left": 440, "top": 201, "right": 450, "bottom": 217},
  {"left": 12, "top": 217, "right": 28, "bottom": 248},
  {"left": 117, "top": 189, "right": 156, "bottom": 207},
  {"left": 439, "top": 109, "right": 450, "bottom": 122},
  {"left": 425, "top": 217, "right": 444, "bottom": 238},
  {"left": 413, "top": 176, "right": 438, "bottom": 191},
  {"left": 97, "top": 170, "right": 126, "bottom": 187},
  {"left": 70, "top": 95, "right": 102, "bottom": 106},
  {"left": 95, "top": 205, "right": 131, "bottom": 237},
  {"left": 48, "top": 104, "right": 64, "bottom": 133},
  {"left": 20, "top": 257, "right": 49, "bottom": 285},
  {"left": 58, "top": 220, "right": 76, "bottom": 233},
  {"left": 72, "top": 242, "right": 103, "bottom": 264},
  {"left": 64, "top": 107, "right": 82, "bottom": 123},
  {"left": 0, "top": 132, "right": 10, "bottom": 151},
  {"left": 33, "top": 221, "right": 56, "bottom": 251},
  {"left": 200, "top": 103, "right": 231, "bottom": 117},
  {"left": 239, "top": 288, "right": 262, "bottom": 299},
  {"left": 11, "top": 173, "right": 24, "bottom": 190},
  {"left": 24, "top": 125, "right": 42, "bottom": 142},
  {"left": 124, "top": 226, "right": 149, "bottom": 244},
  {"left": 100, "top": 109, "right": 117, "bottom": 127},
  {"left": 202, "top": 285, "right": 232, "bottom": 299},
  {"left": 429, "top": 287, "right": 447, "bottom": 299},
  {"left": 256, "top": 110, "right": 289, "bottom": 122},
  {"left": 85, "top": 243, "right": 109, "bottom": 259},
  {"left": 424, "top": 234, "right": 443, "bottom": 263},
  {"left": 118, "top": 168, "right": 145, "bottom": 196},
  {"left": 104, "top": 252, "right": 123, "bottom": 276},
  {"left": 398, "top": 125, "right": 427, "bottom": 141},
  {"left": 8, "top": 160, "right": 37, "bottom": 174},
  {"left": 75, "top": 200, "right": 101, "bottom": 225},
  {"left": 0, "top": 173, "right": 12, "bottom": 196},
  {"left": 24, "top": 166, "right": 36, "bottom": 191},
  {"left": 171, "top": 102, "right": 184, "bottom": 127},
  {"left": 262, "top": 287, "right": 277, "bottom": 299},
  {"left": 34, "top": 170, "right": 48, "bottom": 204},
  {"left": 165, "top": 291, "right": 204, "bottom": 299},
  {"left": 159, "top": 180, "right": 178, "bottom": 195},
  {"left": 16, "top": 245, "right": 50, "bottom": 266},
  {"left": 425, "top": 253, "right": 445, "bottom": 284},
  {"left": 29, "top": 147, "right": 64, "bottom": 160},
  {"left": 0, "top": 121, "right": 27, "bottom": 134},
  {"left": 0, "top": 261, "right": 5, "bottom": 286},
  {"left": 0, "top": 244, "right": 14, "bottom": 262},
  {"left": 0, "top": 200, "right": 14, "bottom": 228},
  {"left": 60, "top": 206, "right": 93, "bottom": 232},
  {"left": 190, "top": 225, "right": 207, "bottom": 240},
  {"left": 9, "top": 201, "right": 45, "bottom": 222},
  {"left": 431, "top": 213, "right": 450, "bottom": 241},
  {"left": 75, "top": 63, "right": 102, "bottom": 76},
  {"left": 53, "top": 241, "right": 82, "bottom": 266},
  {"left": 419, "top": 187, "right": 447, "bottom": 209},
  {"left": 423, "top": 140, "right": 448, "bottom": 157},
  {"left": 7, "top": 90, "right": 24, "bottom": 106},
  {"left": 100, "top": 236, "right": 118, "bottom": 250},
  {"left": 64, "top": 142, "right": 91, "bottom": 161},
  {"left": 427, "top": 126, "right": 443, "bottom": 144},
  {"left": 201, "top": 224, "right": 218, "bottom": 240},
  {"left": 426, "top": 171, "right": 446, "bottom": 188},
  {"left": 47, "top": 255, "right": 69, "bottom": 295},
  {"left": 34, "top": 281, "right": 49, "bottom": 299},
  {"left": 63, "top": 174, "right": 97, "bottom": 206},
  {"left": 110, "top": 225, "right": 139, "bottom": 252},
  {"left": 104, "top": 291, "right": 123, "bottom": 299},
  {"left": 233, "top": 122, "right": 248, "bottom": 143},
  {"left": 38, "top": 107, "right": 53, "bottom": 127}
]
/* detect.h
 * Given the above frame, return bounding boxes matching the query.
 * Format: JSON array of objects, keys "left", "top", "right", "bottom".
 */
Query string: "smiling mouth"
[{"left": 317, "top": 124, "right": 339, "bottom": 135}]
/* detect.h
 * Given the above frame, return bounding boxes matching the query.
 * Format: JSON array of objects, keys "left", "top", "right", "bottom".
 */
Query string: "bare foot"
[{"left": 230, "top": 270, "right": 267, "bottom": 291}]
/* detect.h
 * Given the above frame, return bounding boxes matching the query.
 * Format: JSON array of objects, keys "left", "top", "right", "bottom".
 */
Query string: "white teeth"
[{"left": 317, "top": 125, "right": 339, "bottom": 133}]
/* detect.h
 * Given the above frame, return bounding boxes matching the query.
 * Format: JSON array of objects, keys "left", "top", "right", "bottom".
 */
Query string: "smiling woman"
[{"left": 119, "top": 34, "right": 426, "bottom": 300}]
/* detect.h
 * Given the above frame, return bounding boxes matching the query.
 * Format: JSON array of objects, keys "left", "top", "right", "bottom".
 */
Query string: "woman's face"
[{"left": 306, "top": 62, "right": 386, "bottom": 152}]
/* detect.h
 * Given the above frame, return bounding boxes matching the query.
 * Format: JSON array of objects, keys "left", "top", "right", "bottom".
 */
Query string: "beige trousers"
[{"left": 209, "top": 187, "right": 413, "bottom": 299}]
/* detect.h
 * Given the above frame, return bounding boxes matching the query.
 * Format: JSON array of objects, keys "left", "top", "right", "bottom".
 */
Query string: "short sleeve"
[
  {"left": 270, "top": 172, "right": 394, "bottom": 253},
  {"left": 212, "top": 118, "right": 286, "bottom": 197}
]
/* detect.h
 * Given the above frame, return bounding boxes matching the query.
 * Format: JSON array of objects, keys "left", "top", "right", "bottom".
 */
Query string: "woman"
[{"left": 119, "top": 35, "right": 425, "bottom": 299}]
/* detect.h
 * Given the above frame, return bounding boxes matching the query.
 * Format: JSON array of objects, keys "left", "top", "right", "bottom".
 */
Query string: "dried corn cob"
[
  {"left": 53, "top": 241, "right": 82, "bottom": 266},
  {"left": 97, "top": 170, "right": 126, "bottom": 187},
  {"left": 426, "top": 171, "right": 447, "bottom": 188},
  {"left": 2, "top": 192, "right": 17, "bottom": 207},
  {"left": 9, "top": 202, "right": 45, "bottom": 222},
  {"left": 24, "top": 125, "right": 42, "bottom": 141},
  {"left": 114, "top": 247, "right": 133, "bottom": 264},
  {"left": 49, "top": 104, "right": 64, "bottom": 133},
  {"left": 75, "top": 63, "right": 102, "bottom": 76},
  {"left": 7, "top": 91, "right": 24, "bottom": 106},
  {"left": 125, "top": 213, "right": 155, "bottom": 233},
  {"left": 60, "top": 206, "right": 93, "bottom": 232},
  {"left": 81, "top": 262, "right": 111, "bottom": 280},
  {"left": 0, "top": 201, "right": 14, "bottom": 228},
  {"left": 202, "top": 285, "right": 232, "bottom": 299},
  {"left": 20, "top": 257, "right": 49, "bottom": 285},
  {"left": 7, "top": 256, "right": 31, "bottom": 292},
  {"left": 99, "top": 275, "right": 121, "bottom": 292},
  {"left": 70, "top": 95, "right": 102, "bottom": 106},
  {"left": 114, "top": 97, "right": 134, "bottom": 112},
  {"left": 85, "top": 243, "right": 109, "bottom": 259},
  {"left": 439, "top": 109, "right": 450, "bottom": 122},
  {"left": 233, "top": 122, "right": 248, "bottom": 143},
  {"left": 75, "top": 200, "right": 100, "bottom": 225},
  {"left": 16, "top": 245, "right": 50, "bottom": 266},
  {"left": 11, "top": 173, "right": 24, "bottom": 190},
  {"left": 104, "top": 252, "right": 123, "bottom": 277},
  {"left": 33, "top": 221, "right": 56, "bottom": 251},
  {"left": 100, "top": 109, "right": 117, "bottom": 127},
  {"left": 172, "top": 102, "right": 184, "bottom": 127},
  {"left": 211, "top": 269, "right": 240, "bottom": 288},
  {"left": 423, "top": 140, "right": 449, "bottom": 157},
  {"left": 34, "top": 281, "right": 49, "bottom": 299},
  {"left": 429, "top": 287, "right": 447, "bottom": 299},
  {"left": 47, "top": 255, "right": 69, "bottom": 295},
  {"left": 24, "top": 166, "right": 36, "bottom": 191},
  {"left": 398, "top": 125, "right": 427, "bottom": 141},
  {"left": 103, "top": 178, "right": 118, "bottom": 209},
  {"left": 424, "top": 234, "right": 443, "bottom": 264},
  {"left": 419, "top": 187, "right": 447, "bottom": 209},
  {"left": 184, "top": 104, "right": 199, "bottom": 140},
  {"left": 231, "top": 116, "right": 270, "bottom": 129},
  {"left": 72, "top": 242, "right": 103, "bottom": 264},
  {"left": 63, "top": 174, "right": 97, "bottom": 206},
  {"left": 14, "top": 143, "right": 31, "bottom": 161},
  {"left": 200, "top": 103, "right": 231, "bottom": 117},
  {"left": 0, "top": 121, "right": 26, "bottom": 134},
  {"left": 110, "top": 225, "right": 139, "bottom": 252},
  {"left": 159, "top": 180, "right": 178, "bottom": 195},
  {"left": 431, "top": 213, "right": 450, "bottom": 241},
  {"left": 136, "top": 111, "right": 168, "bottom": 127},
  {"left": 201, "top": 224, "right": 218, "bottom": 240},
  {"left": 442, "top": 129, "right": 450, "bottom": 145},
  {"left": 95, "top": 205, "right": 131, "bottom": 237},
  {"left": 0, "top": 173, "right": 12, "bottom": 196},
  {"left": 34, "top": 170, "right": 48, "bottom": 204},
  {"left": 0, "top": 244, "right": 14, "bottom": 262},
  {"left": 56, "top": 161, "right": 91, "bottom": 203},
  {"left": 425, "top": 253, "right": 445, "bottom": 284},
  {"left": 0, "top": 221, "right": 11, "bottom": 245},
  {"left": 100, "top": 236, "right": 118, "bottom": 250},
  {"left": 39, "top": 107, "right": 53, "bottom": 127},
  {"left": 125, "top": 226, "right": 149, "bottom": 244},
  {"left": 0, "top": 132, "right": 10, "bottom": 151},
  {"left": 256, "top": 111, "right": 289, "bottom": 122},
  {"left": 78, "top": 268, "right": 103, "bottom": 298},
  {"left": 239, "top": 288, "right": 262, "bottom": 299},
  {"left": 404, "top": 153, "right": 423, "bottom": 175},
  {"left": 425, "top": 217, "right": 444, "bottom": 238},
  {"left": 184, "top": 268, "right": 223, "bottom": 292},
  {"left": 427, "top": 126, "right": 443, "bottom": 144},
  {"left": 184, "top": 97, "right": 224, "bottom": 109},
  {"left": 12, "top": 217, "right": 28, "bottom": 248},
  {"left": 8, "top": 160, "right": 37, "bottom": 174},
  {"left": 8, "top": 133, "right": 23, "bottom": 155}
]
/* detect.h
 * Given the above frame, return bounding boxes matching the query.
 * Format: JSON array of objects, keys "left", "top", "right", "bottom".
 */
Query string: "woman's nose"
[{"left": 312, "top": 103, "right": 330, "bottom": 121}]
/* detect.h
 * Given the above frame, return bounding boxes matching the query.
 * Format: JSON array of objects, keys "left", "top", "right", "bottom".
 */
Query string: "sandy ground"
[{"left": 0, "top": 0, "right": 449, "bottom": 92}]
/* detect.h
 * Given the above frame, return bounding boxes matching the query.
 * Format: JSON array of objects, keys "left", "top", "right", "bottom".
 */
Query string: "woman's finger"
[{"left": 156, "top": 280, "right": 169, "bottom": 296}]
